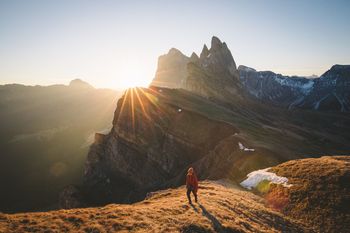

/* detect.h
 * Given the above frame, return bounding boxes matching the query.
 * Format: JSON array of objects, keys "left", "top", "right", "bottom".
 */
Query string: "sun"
[
  {"left": 98, "top": 74, "right": 151, "bottom": 91},
  {"left": 116, "top": 75, "right": 151, "bottom": 89},
  {"left": 112, "top": 59, "right": 153, "bottom": 90}
]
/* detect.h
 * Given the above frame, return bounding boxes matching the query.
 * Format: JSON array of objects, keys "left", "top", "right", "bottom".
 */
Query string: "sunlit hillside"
[{"left": 0, "top": 181, "right": 312, "bottom": 233}]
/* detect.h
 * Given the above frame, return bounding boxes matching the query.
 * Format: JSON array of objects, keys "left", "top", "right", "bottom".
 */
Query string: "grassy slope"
[
  {"left": 0, "top": 181, "right": 311, "bottom": 233},
  {"left": 269, "top": 156, "right": 350, "bottom": 233}
]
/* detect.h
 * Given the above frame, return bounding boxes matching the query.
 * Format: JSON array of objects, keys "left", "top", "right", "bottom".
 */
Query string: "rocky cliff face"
[{"left": 151, "top": 48, "right": 190, "bottom": 88}]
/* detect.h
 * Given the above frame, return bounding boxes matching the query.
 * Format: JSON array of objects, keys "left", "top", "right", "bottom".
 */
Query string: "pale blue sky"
[{"left": 1, "top": 0, "right": 349, "bottom": 89}]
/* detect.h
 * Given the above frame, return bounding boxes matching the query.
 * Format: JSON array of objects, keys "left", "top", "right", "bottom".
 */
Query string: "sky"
[{"left": 0, "top": 0, "right": 349, "bottom": 90}]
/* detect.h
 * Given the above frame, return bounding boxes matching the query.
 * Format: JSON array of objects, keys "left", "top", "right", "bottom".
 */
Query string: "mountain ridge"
[
  {"left": 152, "top": 36, "right": 350, "bottom": 112},
  {"left": 239, "top": 64, "right": 350, "bottom": 111}
]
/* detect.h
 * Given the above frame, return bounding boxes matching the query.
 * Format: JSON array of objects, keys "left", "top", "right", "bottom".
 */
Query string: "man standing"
[{"left": 186, "top": 167, "right": 198, "bottom": 204}]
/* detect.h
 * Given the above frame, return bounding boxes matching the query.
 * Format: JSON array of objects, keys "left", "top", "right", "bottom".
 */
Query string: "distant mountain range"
[
  {"left": 239, "top": 64, "right": 350, "bottom": 111},
  {"left": 0, "top": 80, "right": 120, "bottom": 212}
]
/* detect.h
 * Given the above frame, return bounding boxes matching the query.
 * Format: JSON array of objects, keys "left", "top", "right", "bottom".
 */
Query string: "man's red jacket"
[{"left": 186, "top": 172, "right": 198, "bottom": 193}]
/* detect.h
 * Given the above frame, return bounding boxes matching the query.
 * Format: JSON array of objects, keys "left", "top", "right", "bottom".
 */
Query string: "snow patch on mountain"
[
  {"left": 272, "top": 75, "right": 314, "bottom": 95},
  {"left": 238, "top": 142, "right": 255, "bottom": 152},
  {"left": 240, "top": 168, "right": 292, "bottom": 190}
]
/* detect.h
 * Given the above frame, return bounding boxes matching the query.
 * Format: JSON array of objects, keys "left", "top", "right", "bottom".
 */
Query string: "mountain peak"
[
  {"left": 151, "top": 47, "right": 190, "bottom": 88},
  {"left": 200, "top": 44, "right": 209, "bottom": 59},
  {"left": 69, "top": 79, "right": 93, "bottom": 89},
  {"left": 190, "top": 52, "right": 199, "bottom": 61},
  {"left": 210, "top": 36, "right": 223, "bottom": 51},
  {"left": 329, "top": 64, "right": 350, "bottom": 72},
  {"left": 331, "top": 64, "right": 350, "bottom": 68},
  {"left": 199, "top": 36, "right": 238, "bottom": 79},
  {"left": 168, "top": 48, "right": 184, "bottom": 56},
  {"left": 152, "top": 36, "right": 240, "bottom": 101},
  {"left": 321, "top": 64, "right": 350, "bottom": 80},
  {"left": 238, "top": 65, "right": 256, "bottom": 72}
]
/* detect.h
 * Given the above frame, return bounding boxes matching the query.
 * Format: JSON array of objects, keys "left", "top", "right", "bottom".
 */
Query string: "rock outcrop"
[
  {"left": 59, "top": 185, "right": 85, "bottom": 209},
  {"left": 152, "top": 48, "right": 190, "bottom": 88},
  {"left": 186, "top": 37, "right": 241, "bottom": 101},
  {"left": 152, "top": 36, "right": 242, "bottom": 102},
  {"left": 198, "top": 36, "right": 238, "bottom": 79}
]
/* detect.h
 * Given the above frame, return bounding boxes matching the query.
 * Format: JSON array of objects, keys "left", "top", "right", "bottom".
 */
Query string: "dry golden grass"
[
  {"left": 0, "top": 181, "right": 311, "bottom": 233},
  {"left": 270, "top": 156, "right": 350, "bottom": 233}
]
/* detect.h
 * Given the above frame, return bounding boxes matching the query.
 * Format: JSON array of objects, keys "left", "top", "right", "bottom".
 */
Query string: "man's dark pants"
[{"left": 186, "top": 186, "right": 197, "bottom": 203}]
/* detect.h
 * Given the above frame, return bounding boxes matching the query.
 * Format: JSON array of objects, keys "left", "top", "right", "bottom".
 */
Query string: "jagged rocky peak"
[
  {"left": 199, "top": 36, "right": 238, "bottom": 77},
  {"left": 151, "top": 36, "right": 242, "bottom": 101},
  {"left": 210, "top": 36, "right": 223, "bottom": 51},
  {"left": 199, "top": 44, "right": 210, "bottom": 59},
  {"left": 190, "top": 52, "right": 199, "bottom": 62}
]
